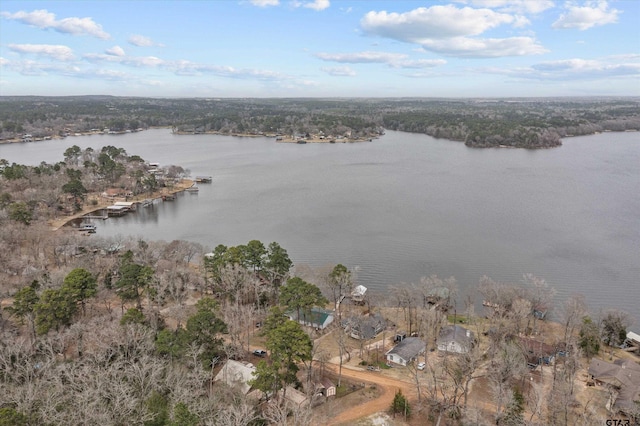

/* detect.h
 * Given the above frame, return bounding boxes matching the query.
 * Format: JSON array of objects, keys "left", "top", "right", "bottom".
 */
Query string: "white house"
[
  {"left": 437, "top": 325, "right": 475, "bottom": 354},
  {"left": 385, "top": 337, "right": 426, "bottom": 366}
]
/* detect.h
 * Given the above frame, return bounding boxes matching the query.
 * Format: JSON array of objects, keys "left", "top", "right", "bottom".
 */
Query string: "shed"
[{"left": 385, "top": 337, "right": 426, "bottom": 366}]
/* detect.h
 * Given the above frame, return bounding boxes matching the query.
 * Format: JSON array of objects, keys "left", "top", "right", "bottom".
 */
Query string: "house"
[
  {"left": 385, "top": 337, "right": 426, "bottom": 366},
  {"left": 342, "top": 313, "right": 386, "bottom": 340},
  {"left": 437, "top": 325, "right": 475, "bottom": 354},
  {"left": 213, "top": 360, "right": 256, "bottom": 395},
  {"left": 287, "top": 307, "right": 334, "bottom": 330},
  {"left": 588, "top": 358, "right": 640, "bottom": 415},
  {"left": 351, "top": 285, "right": 367, "bottom": 303},
  {"left": 518, "top": 337, "right": 556, "bottom": 367}
]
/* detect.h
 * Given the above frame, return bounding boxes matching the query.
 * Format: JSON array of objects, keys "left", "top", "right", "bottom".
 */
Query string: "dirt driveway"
[{"left": 323, "top": 363, "right": 416, "bottom": 426}]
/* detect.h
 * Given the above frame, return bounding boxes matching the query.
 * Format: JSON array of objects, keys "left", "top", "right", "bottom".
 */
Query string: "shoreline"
[{"left": 48, "top": 179, "right": 195, "bottom": 231}]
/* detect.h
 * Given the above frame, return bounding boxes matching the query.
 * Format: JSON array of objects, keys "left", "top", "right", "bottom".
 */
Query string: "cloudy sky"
[{"left": 1, "top": 0, "right": 638, "bottom": 97}]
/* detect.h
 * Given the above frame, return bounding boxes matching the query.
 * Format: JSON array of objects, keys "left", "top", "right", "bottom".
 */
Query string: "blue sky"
[{"left": 1, "top": 0, "right": 639, "bottom": 97}]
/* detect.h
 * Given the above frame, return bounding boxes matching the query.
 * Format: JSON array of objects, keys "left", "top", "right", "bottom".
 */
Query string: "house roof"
[
  {"left": 351, "top": 285, "right": 367, "bottom": 297},
  {"left": 627, "top": 331, "right": 640, "bottom": 344},
  {"left": 386, "top": 337, "right": 426, "bottom": 361},
  {"left": 438, "top": 325, "right": 474, "bottom": 346},
  {"left": 343, "top": 313, "right": 386, "bottom": 340},
  {"left": 214, "top": 360, "right": 256, "bottom": 395},
  {"left": 287, "top": 307, "right": 334, "bottom": 327},
  {"left": 589, "top": 358, "right": 640, "bottom": 413},
  {"left": 518, "top": 336, "right": 556, "bottom": 357}
]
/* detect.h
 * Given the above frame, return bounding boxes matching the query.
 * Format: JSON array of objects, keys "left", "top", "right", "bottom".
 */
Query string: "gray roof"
[
  {"left": 386, "top": 337, "right": 425, "bottom": 361},
  {"left": 438, "top": 325, "right": 474, "bottom": 346},
  {"left": 343, "top": 313, "right": 386, "bottom": 340},
  {"left": 214, "top": 360, "right": 256, "bottom": 395},
  {"left": 589, "top": 358, "right": 640, "bottom": 414}
]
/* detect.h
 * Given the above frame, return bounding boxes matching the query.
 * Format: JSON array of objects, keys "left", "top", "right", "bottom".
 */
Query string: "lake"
[{"left": 1, "top": 129, "right": 638, "bottom": 323}]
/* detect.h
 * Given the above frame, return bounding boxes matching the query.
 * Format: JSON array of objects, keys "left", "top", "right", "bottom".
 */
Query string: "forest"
[
  {"left": 1, "top": 144, "right": 639, "bottom": 425},
  {"left": 1, "top": 96, "right": 639, "bottom": 149}
]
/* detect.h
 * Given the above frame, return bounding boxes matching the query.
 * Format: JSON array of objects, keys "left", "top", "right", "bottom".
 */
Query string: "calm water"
[{"left": 2, "top": 129, "right": 639, "bottom": 323}]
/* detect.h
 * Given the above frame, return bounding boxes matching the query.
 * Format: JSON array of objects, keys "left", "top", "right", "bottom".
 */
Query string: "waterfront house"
[
  {"left": 342, "top": 313, "right": 386, "bottom": 340},
  {"left": 437, "top": 325, "right": 475, "bottom": 354},
  {"left": 385, "top": 337, "right": 426, "bottom": 366}
]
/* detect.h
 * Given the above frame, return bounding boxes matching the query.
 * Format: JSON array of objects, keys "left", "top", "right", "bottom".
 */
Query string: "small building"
[
  {"left": 437, "top": 325, "right": 475, "bottom": 354},
  {"left": 385, "top": 337, "right": 426, "bottom": 366},
  {"left": 625, "top": 331, "right": 640, "bottom": 349},
  {"left": 351, "top": 285, "right": 367, "bottom": 303},
  {"left": 319, "top": 377, "right": 336, "bottom": 397},
  {"left": 106, "top": 205, "right": 129, "bottom": 216},
  {"left": 113, "top": 201, "right": 136, "bottom": 211},
  {"left": 287, "top": 307, "right": 334, "bottom": 330},
  {"left": 214, "top": 360, "right": 256, "bottom": 395}
]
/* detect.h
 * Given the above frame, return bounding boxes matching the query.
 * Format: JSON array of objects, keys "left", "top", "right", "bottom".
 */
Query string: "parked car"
[
  {"left": 253, "top": 349, "right": 267, "bottom": 357},
  {"left": 417, "top": 362, "right": 426, "bottom": 371}
]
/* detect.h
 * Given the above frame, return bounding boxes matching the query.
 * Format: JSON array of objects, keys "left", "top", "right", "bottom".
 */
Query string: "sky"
[{"left": 1, "top": 0, "right": 639, "bottom": 98}]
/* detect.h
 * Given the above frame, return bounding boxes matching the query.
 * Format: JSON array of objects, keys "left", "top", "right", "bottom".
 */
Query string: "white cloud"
[
  {"left": 0, "top": 9, "right": 110, "bottom": 39},
  {"left": 9, "top": 44, "right": 75, "bottom": 61},
  {"left": 0, "top": 57, "right": 9, "bottom": 67},
  {"left": 552, "top": 1, "right": 620, "bottom": 30},
  {"left": 321, "top": 66, "right": 356, "bottom": 76},
  {"left": 250, "top": 0, "right": 279, "bottom": 6},
  {"left": 292, "top": 0, "right": 330, "bottom": 11},
  {"left": 361, "top": 5, "right": 520, "bottom": 41},
  {"left": 84, "top": 53, "right": 165, "bottom": 68},
  {"left": 128, "top": 34, "right": 163, "bottom": 47},
  {"left": 482, "top": 56, "right": 640, "bottom": 80},
  {"left": 395, "top": 59, "right": 447, "bottom": 69},
  {"left": 421, "top": 36, "right": 547, "bottom": 57},
  {"left": 315, "top": 51, "right": 407, "bottom": 64},
  {"left": 454, "top": 0, "right": 555, "bottom": 15},
  {"left": 105, "top": 46, "right": 125, "bottom": 57},
  {"left": 314, "top": 51, "right": 447, "bottom": 68},
  {"left": 360, "top": 5, "right": 547, "bottom": 58}
]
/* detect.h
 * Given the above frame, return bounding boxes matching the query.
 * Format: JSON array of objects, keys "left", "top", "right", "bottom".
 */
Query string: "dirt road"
[{"left": 324, "top": 364, "right": 416, "bottom": 426}]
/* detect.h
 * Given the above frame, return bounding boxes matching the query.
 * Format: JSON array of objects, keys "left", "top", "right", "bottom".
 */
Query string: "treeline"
[{"left": 1, "top": 96, "right": 638, "bottom": 148}]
